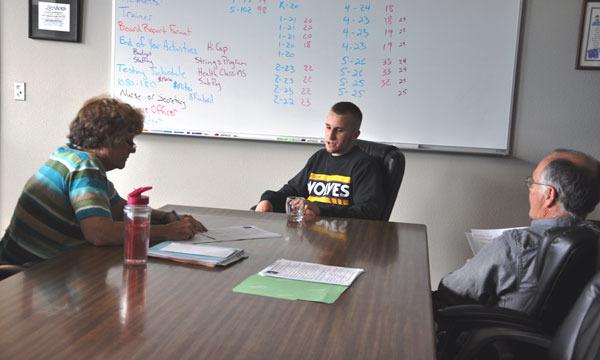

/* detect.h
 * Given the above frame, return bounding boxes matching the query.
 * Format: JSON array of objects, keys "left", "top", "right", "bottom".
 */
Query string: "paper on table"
[
  {"left": 161, "top": 243, "right": 236, "bottom": 258},
  {"left": 233, "top": 274, "right": 347, "bottom": 304},
  {"left": 466, "top": 226, "right": 527, "bottom": 255},
  {"left": 259, "top": 259, "right": 364, "bottom": 286},
  {"left": 149, "top": 241, "right": 247, "bottom": 267},
  {"left": 193, "top": 225, "right": 281, "bottom": 242}
]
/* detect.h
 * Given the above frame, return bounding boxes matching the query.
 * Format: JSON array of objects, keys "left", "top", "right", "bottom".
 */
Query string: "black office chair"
[
  {"left": 0, "top": 264, "right": 24, "bottom": 281},
  {"left": 453, "top": 270, "right": 600, "bottom": 360},
  {"left": 436, "top": 225, "right": 600, "bottom": 360},
  {"left": 355, "top": 140, "right": 405, "bottom": 221}
]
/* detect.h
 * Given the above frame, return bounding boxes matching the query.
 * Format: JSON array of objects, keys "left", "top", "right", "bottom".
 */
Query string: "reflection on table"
[{"left": 0, "top": 206, "right": 434, "bottom": 359}]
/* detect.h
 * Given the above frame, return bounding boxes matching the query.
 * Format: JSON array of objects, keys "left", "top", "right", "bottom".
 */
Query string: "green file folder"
[{"left": 232, "top": 274, "right": 348, "bottom": 304}]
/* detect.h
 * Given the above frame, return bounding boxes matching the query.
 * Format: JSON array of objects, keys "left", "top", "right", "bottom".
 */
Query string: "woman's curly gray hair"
[{"left": 68, "top": 96, "right": 144, "bottom": 149}]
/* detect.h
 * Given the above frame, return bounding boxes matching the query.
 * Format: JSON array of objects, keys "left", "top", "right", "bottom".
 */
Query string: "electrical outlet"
[{"left": 14, "top": 82, "right": 26, "bottom": 101}]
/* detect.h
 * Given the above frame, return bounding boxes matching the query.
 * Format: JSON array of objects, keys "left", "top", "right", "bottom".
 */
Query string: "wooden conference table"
[{"left": 0, "top": 206, "right": 434, "bottom": 359}]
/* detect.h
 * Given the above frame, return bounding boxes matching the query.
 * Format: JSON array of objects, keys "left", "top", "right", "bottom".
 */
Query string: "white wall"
[{"left": 1, "top": 0, "right": 599, "bottom": 287}]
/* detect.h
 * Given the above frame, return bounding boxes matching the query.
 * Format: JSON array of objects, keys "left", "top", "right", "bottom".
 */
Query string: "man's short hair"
[
  {"left": 331, "top": 102, "right": 362, "bottom": 130},
  {"left": 68, "top": 96, "right": 144, "bottom": 149},
  {"left": 541, "top": 149, "right": 600, "bottom": 217}
]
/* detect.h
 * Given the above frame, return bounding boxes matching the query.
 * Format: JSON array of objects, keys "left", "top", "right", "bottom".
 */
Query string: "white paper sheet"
[
  {"left": 466, "top": 226, "right": 527, "bottom": 255},
  {"left": 193, "top": 225, "right": 281, "bottom": 242},
  {"left": 259, "top": 259, "right": 364, "bottom": 286},
  {"left": 161, "top": 243, "right": 236, "bottom": 258}
]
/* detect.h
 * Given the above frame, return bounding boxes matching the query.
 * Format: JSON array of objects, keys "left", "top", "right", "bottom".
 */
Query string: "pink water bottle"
[{"left": 124, "top": 186, "right": 152, "bottom": 265}]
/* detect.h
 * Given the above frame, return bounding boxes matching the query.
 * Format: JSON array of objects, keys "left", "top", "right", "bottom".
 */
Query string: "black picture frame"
[
  {"left": 29, "top": 0, "right": 82, "bottom": 43},
  {"left": 576, "top": 0, "right": 600, "bottom": 69}
]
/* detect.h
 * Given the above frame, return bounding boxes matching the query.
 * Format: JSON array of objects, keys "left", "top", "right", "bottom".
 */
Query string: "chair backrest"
[
  {"left": 355, "top": 140, "right": 405, "bottom": 221},
  {"left": 529, "top": 225, "right": 599, "bottom": 332},
  {"left": 550, "top": 271, "right": 600, "bottom": 360}
]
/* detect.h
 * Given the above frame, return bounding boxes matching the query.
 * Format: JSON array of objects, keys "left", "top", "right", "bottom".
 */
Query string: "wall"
[{"left": 1, "top": 0, "right": 599, "bottom": 287}]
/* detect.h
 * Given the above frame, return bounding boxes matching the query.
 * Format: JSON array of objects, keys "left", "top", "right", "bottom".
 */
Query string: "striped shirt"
[{"left": 0, "top": 145, "right": 122, "bottom": 264}]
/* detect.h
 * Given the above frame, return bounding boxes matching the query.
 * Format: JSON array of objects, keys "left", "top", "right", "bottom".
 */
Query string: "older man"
[
  {"left": 255, "top": 101, "right": 384, "bottom": 220},
  {"left": 434, "top": 149, "right": 600, "bottom": 312}
]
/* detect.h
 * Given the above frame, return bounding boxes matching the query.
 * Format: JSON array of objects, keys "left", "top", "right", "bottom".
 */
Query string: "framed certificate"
[
  {"left": 577, "top": 1, "right": 600, "bottom": 69},
  {"left": 29, "top": 0, "right": 82, "bottom": 42}
]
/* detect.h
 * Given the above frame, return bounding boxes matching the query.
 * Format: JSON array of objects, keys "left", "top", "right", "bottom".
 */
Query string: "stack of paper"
[
  {"left": 466, "top": 226, "right": 527, "bottom": 255},
  {"left": 233, "top": 259, "right": 364, "bottom": 303},
  {"left": 192, "top": 225, "right": 281, "bottom": 243},
  {"left": 258, "top": 259, "right": 364, "bottom": 286},
  {"left": 149, "top": 241, "right": 247, "bottom": 267}
]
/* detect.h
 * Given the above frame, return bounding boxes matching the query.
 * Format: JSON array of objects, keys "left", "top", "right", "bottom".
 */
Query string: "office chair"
[
  {"left": 0, "top": 264, "right": 24, "bottom": 281},
  {"left": 453, "top": 270, "right": 600, "bottom": 360},
  {"left": 354, "top": 140, "right": 405, "bottom": 221},
  {"left": 436, "top": 225, "right": 600, "bottom": 360}
]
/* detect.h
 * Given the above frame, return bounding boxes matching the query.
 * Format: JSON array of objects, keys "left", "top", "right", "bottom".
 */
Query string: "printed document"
[
  {"left": 259, "top": 259, "right": 364, "bottom": 286},
  {"left": 466, "top": 226, "right": 527, "bottom": 255},
  {"left": 193, "top": 225, "right": 281, "bottom": 242},
  {"left": 161, "top": 243, "right": 237, "bottom": 258}
]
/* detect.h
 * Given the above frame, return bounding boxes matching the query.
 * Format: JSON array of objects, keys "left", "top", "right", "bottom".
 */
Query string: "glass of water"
[{"left": 285, "top": 196, "right": 306, "bottom": 223}]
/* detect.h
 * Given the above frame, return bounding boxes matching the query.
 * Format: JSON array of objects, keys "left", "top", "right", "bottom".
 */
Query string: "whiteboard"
[{"left": 112, "top": 0, "right": 522, "bottom": 154}]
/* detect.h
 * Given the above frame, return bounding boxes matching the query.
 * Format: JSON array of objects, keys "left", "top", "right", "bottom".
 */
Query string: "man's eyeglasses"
[{"left": 525, "top": 176, "right": 553, "bottom": 190}]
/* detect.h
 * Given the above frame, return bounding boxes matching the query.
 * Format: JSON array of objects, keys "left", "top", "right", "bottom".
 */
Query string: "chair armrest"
[
  {"left": 456, "top": 326, "right": 551, "bottom": 360},
  {"left": 436, "top": 305, "right": 543, "bottom": 332},
  {"left": 436, "top": 305, "right": 543, "bottom": 360},
  {"left": 0, "top": 264, "right": 25, "bottom": 280}
]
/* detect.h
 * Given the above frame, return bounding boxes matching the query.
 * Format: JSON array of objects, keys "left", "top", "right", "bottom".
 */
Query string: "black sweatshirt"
[{"left": 260, "top": 146, "right": 384, "bottom": 220}]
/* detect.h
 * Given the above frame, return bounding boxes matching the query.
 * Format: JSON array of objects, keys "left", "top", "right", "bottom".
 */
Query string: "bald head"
[
  {"left": 533, "top": 149, "right": 600, "bottom": 218},
  {"left": 550, "top": 149, "right": 600, "bottom": 178}
]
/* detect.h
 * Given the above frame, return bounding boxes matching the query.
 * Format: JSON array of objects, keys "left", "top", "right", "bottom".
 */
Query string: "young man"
[{"left": 255, "top": 102, "right": 384, "bottom": 220}]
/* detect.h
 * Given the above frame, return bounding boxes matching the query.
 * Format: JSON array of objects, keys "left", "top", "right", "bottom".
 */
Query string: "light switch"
[{"left": 14, "top": 82, "right": 26, "bottom": 101}]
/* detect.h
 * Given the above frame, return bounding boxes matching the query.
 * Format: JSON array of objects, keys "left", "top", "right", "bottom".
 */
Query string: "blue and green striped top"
[{"left": 1, "top": 145, "right": 123, "bottom": 264}]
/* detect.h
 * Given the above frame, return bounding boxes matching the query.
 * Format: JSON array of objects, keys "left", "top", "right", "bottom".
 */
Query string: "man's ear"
[
  {"left": 544, "top": 186, "right": 559, "bottom": 207},
  {"left": 352, "top": 129, "right": 361, "bottom": 140}
]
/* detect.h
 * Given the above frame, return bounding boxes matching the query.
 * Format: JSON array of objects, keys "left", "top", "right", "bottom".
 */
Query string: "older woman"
[{"left": 0, "top": 96, "right": 206, "bottom": 266}]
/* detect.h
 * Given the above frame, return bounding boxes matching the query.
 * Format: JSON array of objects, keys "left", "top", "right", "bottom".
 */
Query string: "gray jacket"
[{"left": 440, "top": 216, "right": 583, "bottom": 312}]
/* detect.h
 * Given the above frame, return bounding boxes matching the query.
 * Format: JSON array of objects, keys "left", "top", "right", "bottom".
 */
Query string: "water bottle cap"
[{"left": 127, "top": 186, "right": 152, "bottom": 205}]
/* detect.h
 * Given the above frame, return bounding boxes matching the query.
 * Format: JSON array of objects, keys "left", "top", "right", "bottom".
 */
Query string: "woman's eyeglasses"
[{"left": 125, "top": 139, "right": 136, "bottom": 152}]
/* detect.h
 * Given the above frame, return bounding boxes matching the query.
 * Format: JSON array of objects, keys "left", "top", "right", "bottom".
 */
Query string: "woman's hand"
[{"left": 165, "top": 216, "right": 207, "bottom": 241}]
